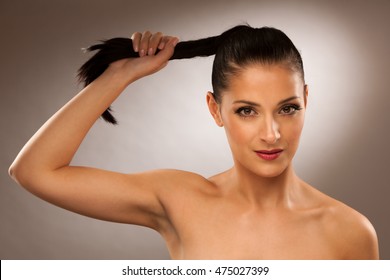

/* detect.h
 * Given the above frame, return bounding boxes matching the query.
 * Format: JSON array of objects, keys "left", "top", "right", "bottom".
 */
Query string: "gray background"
[{"left": 1, "top": 0, "right": 389, "bottom": 259}]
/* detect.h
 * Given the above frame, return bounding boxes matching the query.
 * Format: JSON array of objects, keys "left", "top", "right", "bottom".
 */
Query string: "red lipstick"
[{"left": 255, "top": 149, "right": 283, "bottom": 160}]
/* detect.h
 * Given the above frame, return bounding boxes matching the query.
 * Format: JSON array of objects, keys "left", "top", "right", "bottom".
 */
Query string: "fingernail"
[
  {"left": 158, "top": 42, "right": 165, "bottom": 50},
  {"left": 148, "top": 47, "right": 154, "bottom": 56},
  {"left": 172, "top": 38, "right": 179, "bottom": 47},
  {"left": 139, "top": 49, "right": 145, "bottom": 57},
  {"left": 134, "top": 46, "right": 138, "bottom": 52}
]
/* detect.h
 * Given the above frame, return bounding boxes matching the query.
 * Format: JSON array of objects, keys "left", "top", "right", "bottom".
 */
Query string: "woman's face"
[{"left": 208, "top": 64, "right": 307, "bottom": 178}]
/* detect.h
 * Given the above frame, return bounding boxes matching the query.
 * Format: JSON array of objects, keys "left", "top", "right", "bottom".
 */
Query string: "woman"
[{"left": 9, "top": 25, "right": 379, "bottom": 259}]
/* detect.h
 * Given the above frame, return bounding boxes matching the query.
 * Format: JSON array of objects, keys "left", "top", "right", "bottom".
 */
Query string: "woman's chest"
[{"left": 166, "top": 200, "right": 338, "bottom": 259}]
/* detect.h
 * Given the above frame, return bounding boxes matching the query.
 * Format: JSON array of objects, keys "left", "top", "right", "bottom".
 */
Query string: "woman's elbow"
[
  {"left": 9, "top": 160, "right": 23, "bottom": 184},
  {"left": 8, "top": 159, "right": 34, "bottom": 187}
]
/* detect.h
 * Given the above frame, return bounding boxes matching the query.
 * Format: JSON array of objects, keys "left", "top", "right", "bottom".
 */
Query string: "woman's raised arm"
[{"left": 8, "top": 33, "right": 179, "bottom": 231}]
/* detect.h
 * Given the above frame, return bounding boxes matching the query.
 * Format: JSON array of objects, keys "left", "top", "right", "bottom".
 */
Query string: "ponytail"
[
  {"left": 77, "top": 25, "right": 304, "bottom": 124},
  {"left": 78, "top": 35, "right": 222, "bottom": 124}
]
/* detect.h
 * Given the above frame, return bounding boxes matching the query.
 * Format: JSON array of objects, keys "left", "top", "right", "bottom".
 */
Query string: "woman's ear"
[
  {"left": 304, "top": 84, "right": 309, "bottom": 108},
  {"left": 206, "top": 91, "right": 223, "bottom": 127}
]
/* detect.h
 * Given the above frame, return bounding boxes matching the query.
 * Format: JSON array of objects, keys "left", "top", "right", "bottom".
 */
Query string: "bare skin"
[{"left": 9, "top": 31, "right": 379, "bottom": 259}]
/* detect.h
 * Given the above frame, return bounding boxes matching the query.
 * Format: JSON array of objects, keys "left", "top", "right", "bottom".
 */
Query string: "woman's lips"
[{"left": 255, "top": 149, "right": 284, "bottom": 160}]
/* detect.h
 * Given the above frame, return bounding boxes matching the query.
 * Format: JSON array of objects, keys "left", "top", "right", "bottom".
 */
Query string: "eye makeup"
[
  {"left": 278, "top": 104, "right": 303, "bottom": 115},
  {"left": 235, "top": 106, "right": 258, "bottom": 118}
]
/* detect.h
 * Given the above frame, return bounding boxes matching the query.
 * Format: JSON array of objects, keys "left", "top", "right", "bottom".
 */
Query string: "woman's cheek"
[
  {"left": 225, "top": 121, "right": 246, "bottom": 146},
  {"left": 224, "top": 118, "right": 255, "bottom": 148},
  {"left": 283, "top": 118, "right": 304, "bottom": 147}
]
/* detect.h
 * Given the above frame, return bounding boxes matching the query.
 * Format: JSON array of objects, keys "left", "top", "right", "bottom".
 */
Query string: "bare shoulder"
[{"left": 303, "top": 183, "right": 379, "bottom": 259}]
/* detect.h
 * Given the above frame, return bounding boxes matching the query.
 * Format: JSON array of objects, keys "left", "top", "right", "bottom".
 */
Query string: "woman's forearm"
[{"left": 9, "top": 68, "right": 131, "bottom": 184}]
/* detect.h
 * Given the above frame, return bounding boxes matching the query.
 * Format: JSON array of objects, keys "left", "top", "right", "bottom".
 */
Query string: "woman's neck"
[{"left": 226, "top": 164, "right": 301, "bottom": 210}]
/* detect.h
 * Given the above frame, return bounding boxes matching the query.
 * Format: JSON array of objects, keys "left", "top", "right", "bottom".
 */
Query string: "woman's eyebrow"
[
  {"left": 233, "top": 96, "right": 300, "bottom": 107},
  {"left": 232, "top": 100, "right": 260, "bottom": 107},
  {"left": 278, "top": 96, "right": 300, "bottom": 105}
]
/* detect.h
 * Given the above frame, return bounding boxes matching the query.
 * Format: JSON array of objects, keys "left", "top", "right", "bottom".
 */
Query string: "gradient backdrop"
[{"left": 1, "top": 0, "right": 389, "bottom": 259}]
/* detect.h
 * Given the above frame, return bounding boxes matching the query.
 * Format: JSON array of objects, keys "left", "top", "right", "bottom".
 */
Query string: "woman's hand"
[{"left": 108, "top": 31, "right": 179, "bottom": 84}]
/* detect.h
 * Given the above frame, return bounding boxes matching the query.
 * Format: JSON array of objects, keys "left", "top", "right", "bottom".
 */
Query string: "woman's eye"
[
  {"left": 236, "top": 107, "right": 256, "bottom": 117},
  {"left": 280, "top": 105, "right": 302, "bottom": 115}
]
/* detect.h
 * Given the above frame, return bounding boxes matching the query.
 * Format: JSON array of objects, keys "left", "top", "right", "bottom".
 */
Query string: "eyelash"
[
  {"left": 235, "top": 104, "right": 303, "bottom": 118},
  {"left": 279, "top": 104, "right": 303, "bottom": 115},
  {"left": 235, "top": 107, "right": 257, "bottom": 118}
]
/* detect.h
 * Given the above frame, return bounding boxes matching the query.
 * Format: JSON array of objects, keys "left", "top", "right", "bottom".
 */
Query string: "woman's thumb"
[{"left": 156, "top": 37, "right": 179, "bottom": 61}]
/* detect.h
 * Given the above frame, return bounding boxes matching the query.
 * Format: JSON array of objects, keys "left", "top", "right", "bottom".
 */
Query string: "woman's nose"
[{"left": 260, "top": 116, "right": 281, "bottom": 144}]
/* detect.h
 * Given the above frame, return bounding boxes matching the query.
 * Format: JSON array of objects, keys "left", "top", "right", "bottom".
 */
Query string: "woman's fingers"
[
  {"left": 138, "top": 31, "right": 152, "bottom": 57},
  {"left": 110, "top": 33, "right": 179, "bottom": 82},
  {"left": 158, "top": 35, "right": 175, "bottom": 50},
  {"left": 130, "top": 31, "right": 178, "bottom": 57},
  {"left": 152, "top": 36, "right": 179, "bottom": 66},
  {"left": 130, "top": 32, "right": 141, "bottom": 52},
  {"left": 148, "top": 32, "right": 163, "bottom": 55}
]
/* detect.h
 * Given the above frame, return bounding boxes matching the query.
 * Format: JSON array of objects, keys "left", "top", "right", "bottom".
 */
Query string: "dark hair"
[{"left": 78, "top": 24, "right": 304, "bottom": 124}]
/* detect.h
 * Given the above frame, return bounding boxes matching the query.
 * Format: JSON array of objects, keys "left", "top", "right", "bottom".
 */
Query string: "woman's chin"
[{"left": 249, "top": 163, "right": 290, "bottom": 179}]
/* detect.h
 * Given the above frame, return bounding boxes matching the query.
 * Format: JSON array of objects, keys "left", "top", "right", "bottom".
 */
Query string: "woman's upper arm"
[{"left": 22, "top": 166, "right": 174, "bottom": 230}]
